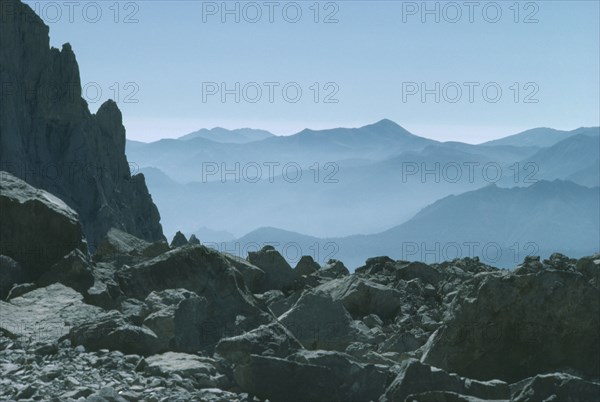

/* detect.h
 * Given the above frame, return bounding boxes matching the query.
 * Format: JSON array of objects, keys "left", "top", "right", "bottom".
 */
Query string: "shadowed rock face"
[
  {"left": 0, "top": 172, "right": 87, "bottom": 284},
  {"left": 421, "top": 267, "right": 600, "bottom": 383},
  {"left": 0, "top": 0, "right": 164, "bottom": 250}
]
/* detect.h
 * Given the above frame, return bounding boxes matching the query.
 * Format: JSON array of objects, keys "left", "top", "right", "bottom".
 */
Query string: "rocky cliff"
[{"left": 0, "top": 0, "right": 164, "bottom": 249}]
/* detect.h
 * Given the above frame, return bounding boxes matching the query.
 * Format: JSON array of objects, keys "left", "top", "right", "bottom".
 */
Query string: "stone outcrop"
[
  {"left": 0, "top": 0, "right": 164, "bottom": 250},
  {"left": 0, "top": 283, "right": 104, "bottom": 343},
  {"left": 247, "top": 245, "right": 296, "bottom": 292},
  {"left": 379, "top": 358, "right": 510, "bottom": 402},
  {"left": 421, "top": 267, "right": 600, "bottom": 382},
  {"left": 278, "top": 290, "right": 374, "bottom": 351},
  {"left": 510, "top": 372, "right": 600, "bottom": 402},
  {"left": 69, "top": 311, "right": 162, "bottom": 356},
  {"left": 116, "top": 245, "right": 272, "bottom": 350},
  {"left": 0, "top": 256, "right": 25, "bottom": 300},
  {"left": 94, "top": 228, "right": 169, "bottom": 265},
  {"left": 0, "top": 172, "right": 87, "bottom": 283},
  {"left": 294, "top": 255, "right": 320, "bottom": 276},
  {"left": 170, "top": 231, "right": 189, "bottom": 248},
  {"left": 216, "top": 322, "right": 303, "bottom": 365},
  {"left": 37, "top": 249, "right": 95, "bottom": 294}
]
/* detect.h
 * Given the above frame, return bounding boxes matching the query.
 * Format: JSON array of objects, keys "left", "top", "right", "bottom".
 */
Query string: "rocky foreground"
[{"left": 1, "top": 172, "right": 599, "bottom": 401}]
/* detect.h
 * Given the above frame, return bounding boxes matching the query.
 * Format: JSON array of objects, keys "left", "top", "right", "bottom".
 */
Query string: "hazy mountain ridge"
[
  {"left": 135, "top": 122, "right": 599, "bottom": 247},
  {"left": 233, "top": 180, "right": 599, "bottom": 269},
  {"left": 178, "top": 127, "right": 275, "bottom": 143},
  {"left": 481, "top": 126, "right": 599, "bottom": 147},
  {"left": 518, "top": 133, "right": 600, "bottom": 187}
]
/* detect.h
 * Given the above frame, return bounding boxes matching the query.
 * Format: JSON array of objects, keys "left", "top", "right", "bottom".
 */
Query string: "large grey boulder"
[
  {"left": 172, "top": 295, "right": 212, "bottom": 352},
  {"left": 0, "top": 255, "right": 25, "bottom": 300},
  {"left": 233, "top": 354, "right": 341, "bottom": 402},
  {"left": 278, "top": 290, "right": 373, "bottom": 351},
  {"left": 94, "top": 228, "right": 169, "bottom": 265},
  {"left": 0, "top": 283, "right": 103, "bottom": 343},
  {"left": 379, "top": 359, "right": 510, "bottom": 402},
  {"left": 117, "top": 245, "right": 271, "bottom": 351},
  {"left": 395, "top": 261, "right": 443, "bottom": 286},
  {"left": 0, "top": 0, "right": 165, "bottom": 249},
  {"left": 170, "top": 231, "right": 189, "bottom": 248},
  {"left": 140, "top": 289, "right": 199, "bottom": 350},
  {"left": 422, "top": 269, "right": 600, "bottom": 382},
  {"left": 0, "top": 172, "right": 87, "bottom": 280},
  {"left": 576, "top": 253, "right": 600, "bottom": 287},
  {"left": 510, "top": 372, "right": 600, "bottom": 402},
  {"left": 84, "top": 262, "right": 125, "bottom": 309},
  {"left": 143, "top": 352, "right": 228, "bottom": 389},
  {"left": 216, "top": 322, "right": 303, "bottom": 365},
  {"left": 291, "top": 349, "right": 390, "bottom": 402},
  {"left": 222, "top": 252, "right": 266, "bottom": 294},
  {"left": 318, "top": 259, "right": 350, "bottom": 279},
  {"left": 315, "top": 275, "right": 403, "bottom": 321},
  {"left": 234, "top": 350, "right": 390, "bottom": 402},
  {"left": 295, "top": 255, "right": 320, "bottom": 276},
  {"left": 247, "top": 245, "right": 296, "bottom": 292},
  {"left": 69, "top": 311, "right": 162, "bottom": 356},
  {"left": 37, "top": 248, "right": 94, "bottom": 294}
]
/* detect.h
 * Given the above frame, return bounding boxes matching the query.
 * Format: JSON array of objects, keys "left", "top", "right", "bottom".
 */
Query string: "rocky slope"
[
  {"left": 0, "top": 0, "right": 164, "bottom": 249},
  {"left": 1, "top": 173, "right": 599, "bottom": 401}
]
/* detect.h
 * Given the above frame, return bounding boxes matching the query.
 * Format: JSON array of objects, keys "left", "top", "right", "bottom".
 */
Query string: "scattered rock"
[
  {"left": 37, "top": 248, "right": 95, "bottom": 293},
  {"left": 295, "top": 255, "right": 320, "bottom": 276},
  {"left": 0, "top": 172, "right": 87, "bottom": 280},
  {"left": 142, "top": 288, "right": 200, "bottom": 350},
  {"left": 144, "top": 352, "right": 228, "bottom": 389},
  {"left": 5, "top": 282, "right": 36, "bottom": 300},
  {"left": 117, "top": 245, "right": 271, "bottom": 351},
  {"left": 422, "top": 269, "right": 600, "bottom": 382},
  {"left": 318, "top": 259, "right": 350, "bottom": 279},
  {"left": 0, "top": 255, "right": 26, "bottom": 300},
  {"left": 315, "top": 275, "right": 403, "bottom": 320},
  {"left": 94, "top": 228, "right": 169, "bottom": 265},
  {"left": 279, "top": 290, "right": 373, "bottom": 351},
  {"left": 0, "top": 283, "right": 103, "bottom": 344},
  {"left": 170, "top": 231, "right": 189, "bottom": 248},
  {"left": 379, "top": 359, "right": 510, "bottom": 402},
  {"left": 69, "top": 311, "right": 162, "bottom": 356},
  {"left": 233, "top": 354, "right": 340, "bottom": 402},
  {"left": 222, "top": 252, "right": 266, "bottom": 294},
  {"left": 216, "top": 322, "right": 303, "bottom": 364},
  {"left": 247, "top": 245, "right": 296, "bottom": 292},
  {"left": 510, "top": 372, "right": 600, "bottom": 402}
]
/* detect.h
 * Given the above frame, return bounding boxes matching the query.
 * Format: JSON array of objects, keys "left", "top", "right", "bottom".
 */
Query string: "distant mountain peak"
[{"left": 370, "top": 118, "right": 403, "bottom": 129}]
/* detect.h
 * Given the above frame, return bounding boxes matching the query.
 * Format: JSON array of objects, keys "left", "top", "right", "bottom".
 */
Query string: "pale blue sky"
[{"left": 25, "top": 0, "right": 600, "bottom": 143}]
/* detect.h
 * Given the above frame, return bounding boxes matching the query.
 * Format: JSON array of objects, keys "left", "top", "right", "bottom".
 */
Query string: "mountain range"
[
  {"left": 178, "top": 127, "right": 275, "bottom": 143},
  {"left": 126, "top": 122, "right": 599, "bottom": 261},
  {"left": 232, "top": 180, "right": 599, "bottom": 269}
]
